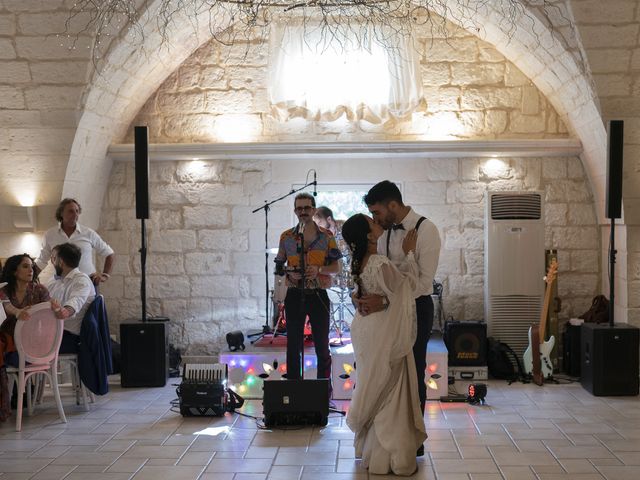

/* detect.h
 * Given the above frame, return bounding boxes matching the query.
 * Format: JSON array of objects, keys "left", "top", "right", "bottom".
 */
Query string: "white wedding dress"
[{"left": 347, "top": 253, "right": 427, "bottom": 476}]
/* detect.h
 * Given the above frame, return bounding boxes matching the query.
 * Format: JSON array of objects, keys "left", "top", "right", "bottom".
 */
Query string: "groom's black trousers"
[{"left": 414, "top": 295, "right": 434, "bottom": 414}]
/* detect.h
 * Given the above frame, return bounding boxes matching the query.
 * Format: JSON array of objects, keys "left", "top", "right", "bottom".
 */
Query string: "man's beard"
[{"left": 54, "top": 265, "right": 63, "bottom": 277}]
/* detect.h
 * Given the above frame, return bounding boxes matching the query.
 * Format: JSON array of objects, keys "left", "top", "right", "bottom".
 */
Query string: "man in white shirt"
[
  {"left": 36, "top": 198, "right": 115, "bottom": 287},
  {"left": 47, "top": 243, "right": 95, "bottom": 354},
  {"left": 358, "top": 181, "right": 441, "bottom": 423}
]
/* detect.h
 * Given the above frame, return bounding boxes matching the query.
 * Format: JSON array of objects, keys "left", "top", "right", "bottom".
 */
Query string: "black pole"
[
  {"left": 609, "top": 218, "right": 616, "bottom": 328},
  {"left": 140, "top": 217, "right": 147, "bottom": 322},
  {"left": 299, "top": 227, "right": 306, "bottom": 379},
  {"left": 264, "top": 204, "right": 270, "bottom": 330}
]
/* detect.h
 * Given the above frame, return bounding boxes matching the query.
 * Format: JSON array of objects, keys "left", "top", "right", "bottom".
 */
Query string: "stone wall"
[
  {"left": 126, "top": 20, "right": 568, "bottom": 143},
  {"left": 100, "top": 155, "right": 598, "bottom": 354}
]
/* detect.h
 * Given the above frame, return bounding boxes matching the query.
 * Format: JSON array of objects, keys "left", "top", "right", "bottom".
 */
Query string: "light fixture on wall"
[{"left": 12, "top": 206, "right": 36, "bottom": 231}]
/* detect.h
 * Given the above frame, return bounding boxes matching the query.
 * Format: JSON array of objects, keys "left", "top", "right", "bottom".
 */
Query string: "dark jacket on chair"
[{"left": 79, "top": 295, "right": 113, "bottom": 395}]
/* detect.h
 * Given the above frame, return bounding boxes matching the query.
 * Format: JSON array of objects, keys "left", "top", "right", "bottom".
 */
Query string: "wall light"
[
  {"left": 12, "top": 206, "right": 36, "bottom": 231},
  {"left": 482, "top": 158, "right": 509, "bottom": 178}
]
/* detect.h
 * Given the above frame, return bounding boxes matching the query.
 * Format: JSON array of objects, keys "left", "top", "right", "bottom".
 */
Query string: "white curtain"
[{"left": 268, "top": 22, "right": 423, "bottom": 124}]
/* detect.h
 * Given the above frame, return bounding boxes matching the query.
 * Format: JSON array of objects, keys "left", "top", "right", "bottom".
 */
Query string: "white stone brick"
[
  {"left": 419, "top": 205, "right": 460, "bottom": 230},
  {"left": 445, "top": 228, "right": 484, "bottom": 251},
  {"left": 0, "top": 14, "right": 15, "bottom": 35},
  {"left": 150, "top": 209, "right": 182, "bottom": 230},
  {"left": 509, "top": 111, "right": 545, "bottom": 134},
  {"left": 0, "top": 109, "right": 39, "bottom": 125},
  {"left": 571, "top": 250, "right": 599, "bottom": 273},
  {"left": 545, "top": 203, "right": 567, "bottom": 226},
  {"left": 424, "top": 38, "right": 478, "bottom": 63},
  {"left": 542, "top": 157, "right": 567, "bottom": 179},
  {"left": 24, "top": 86, "right": 82, "bottom": 110},
  {"left": 462, "top": 203, "right": 484, "bottom": 228},
  {"left": 485, "top": 110, "right": 508, "bottom": 134},
  {"left": 421, "top": 62, "right": 451, "bottom": 86},
  {"left": 423, "top": 86, "right": 460, "bottom": 111},
  {"left": 504, "top": 63, "right": 529, "bottom": 87},
  {"left": 463, "top": 250, "right": 483, "bottom": 275},
  {"left": 435, "top": 249, "right": 461, "bottom": 276},
  {"left": 132, "top": 253, "right": 185, "bottom": 275},
  {"left": 29, "top": 61, "right": 89, "bottom": 84},
  {"left": 588, "top": 48, "right": 632, "bottom": 73},
  {"left": 460, "top": 158, "right": 480, "bottom": 181},
  {"left": 177, "top": 64, "right": 201, "bottom": 90},
  {"left": 451, "top": 62, "right": 504, "bottom": 86},
  {"left": 521, "top": 87, "right": 540, "bottom": 115},
  {"left": 448, "top": 274, "right": 483, "bottom": 296},
  {"left": 572, "top": 0, "right": 637, "bottom": 24},
  {"left": 199, "top": 229, "right": 249, "bottom": 252},
  {"left": 566, "top": 157, "right": 585, "bottom": 180},
  {"left": 0, "top": 85, "right": 24, "bottom": 108},
  {"left": 478, "top": 46, "right": 504, "bottom": 63},
  {"left": 461, "top": 87, "right": 521, "bottom": 110},
  {"left": 0, "top": 38, "right": 16, "bottom": 59},
  {"left": 150, "top": 230, "right": 197, "bottom": 253},
  {"left": 551, "top": 227, "right": 599, "bottom": 249},
  {"left": 15, "top": 35, "right": 92, "bottom": 59},
  {"left": 184, "top": 206, "right": 230, "bottom": 228},
  {"left": 226, "top": 65, "right": 267, "bottom": 90},
  {"left": 198, "top": 65, "right": 227, "bottom": 89},
  {"left": 426, "top": 158, "right": 459, "bottom": 181},
  {"left": 191, "top": 275, "right": 241, "bottom": 298},
  {"left": 148, "top": 275, "right": 191, "bottom": 299},
  {"left": 568, "top": 204, "right": 597, "bottom": 226},
  {"left": 557, "top": 273, "right": 599, "bottom": 297},
  {"left": 446, "top": 182, "right": 486, "bottom": 204},
  {"left": 0, "top": 61, "right": 30, "bottom": 83},
  {"left": 158, "top": 93, "right": 205, "bottom": 114},
  {"left": 205, "top": 90, "right": 253, "bottom": 114},
  {"left": 546, "top": 180, "right": 592, "bottom": 203},
  {"left": 404, "top": 181, "right": 447, "bottom": 205},
  {"left": 185, "top": 252, "right": 230, "bottom": 275},
  {"left": 458, "top": 111, "right": 485, "bottom": 136},
  {"left": 579, "top": 25, "right": 639, "bottom": 48}
]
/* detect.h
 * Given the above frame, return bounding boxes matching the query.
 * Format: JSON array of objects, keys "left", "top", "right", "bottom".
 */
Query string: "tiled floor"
[{"left": 1, "top": 378, "right": 640, "bottom": 479}]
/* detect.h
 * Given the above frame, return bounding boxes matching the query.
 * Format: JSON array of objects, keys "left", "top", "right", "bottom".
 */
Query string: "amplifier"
[
  {"left": 448, "top": 366, "right": 488, "bottom": 381},
  {"left": 444, "top": 320, "right": 487, "bottom": 366},
  {"left": 263, "top": 379, "right": 329, "bottom": 427},
  {"left": 178, "top": 363, "right": 228, "bottom": 416}
]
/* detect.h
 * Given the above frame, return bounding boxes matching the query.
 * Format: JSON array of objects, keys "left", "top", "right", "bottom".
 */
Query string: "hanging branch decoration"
[{"left": 67, "top": 0, "right": 584, "bottom": 72}]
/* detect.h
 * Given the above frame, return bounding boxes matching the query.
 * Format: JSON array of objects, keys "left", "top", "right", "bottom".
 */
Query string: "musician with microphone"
[{"left": 274, "top": 192, "right": 342, "bottom": 395}]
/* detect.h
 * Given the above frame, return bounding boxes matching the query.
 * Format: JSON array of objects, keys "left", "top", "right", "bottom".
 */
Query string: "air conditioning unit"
[{"left": 484, "top": 191, "right": 545, "bottom": 358}]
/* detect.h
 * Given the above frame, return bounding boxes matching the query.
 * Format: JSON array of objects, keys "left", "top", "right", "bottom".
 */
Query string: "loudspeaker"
[
  {"left": 606, "top": 120, "right": 624, "bottom": 219},
  {"left": 263, "top": 379, "right": 329, "bottom": 427},
  {"left": 134, "top": 126, "right": 150, "bottom": 220},
  {"left": 443, "top": 321, "right": 487, "bottom": 366},
  {"left": 581, "top": 323, "right": 639, "bottom": 396},
  {"left": 120, "top": 321, "right": 168, "bottom": 387},
  {"left": 562, "top": 323, "right": 581, "bottom": 377}
]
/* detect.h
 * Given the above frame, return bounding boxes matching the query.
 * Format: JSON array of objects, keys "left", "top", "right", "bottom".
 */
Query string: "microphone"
[
  {"left": 313, "top": 170, "right": 317, "bottom": 197},
  {"left": 299, "top": 221, "right": 306, "bottom": 235}
]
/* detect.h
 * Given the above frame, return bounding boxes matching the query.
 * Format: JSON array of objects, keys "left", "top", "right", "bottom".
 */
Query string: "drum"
[{"left": 273, "top": 274, "right": 287, "bottom": 303}]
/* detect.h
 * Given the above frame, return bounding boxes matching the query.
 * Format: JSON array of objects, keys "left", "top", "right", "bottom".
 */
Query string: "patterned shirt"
[{"left": 275, "top": 223, "right": 342, "bottom": 290}]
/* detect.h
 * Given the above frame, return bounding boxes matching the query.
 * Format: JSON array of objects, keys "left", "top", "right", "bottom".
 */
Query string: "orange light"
[
  {"left": 280, "top": 364, "right": 287, "bottom": 372},
  {"left": 344, "top": 380, "right": 352, "bottom": 390},
  {"left": 247, "top": 367, "right": 255, "bottom": 374},
  {"left": 427, "top": 363, "right": 438, "bottom": 373},
  {"left": 343, "top": 364, "right": 353, "bottom": 375}
]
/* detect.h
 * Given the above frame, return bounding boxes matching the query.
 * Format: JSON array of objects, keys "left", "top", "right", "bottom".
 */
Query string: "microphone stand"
[
  {"left": 248, "top": 181, "right": 316, "bottom": 343},
  {"left": 298, "top": 224, "right": 306, "bottom": 380}
]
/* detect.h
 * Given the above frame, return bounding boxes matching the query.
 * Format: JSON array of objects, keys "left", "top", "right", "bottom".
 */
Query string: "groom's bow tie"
[{"left": 391, "top": 223, "right": 405, "bottom": 231}]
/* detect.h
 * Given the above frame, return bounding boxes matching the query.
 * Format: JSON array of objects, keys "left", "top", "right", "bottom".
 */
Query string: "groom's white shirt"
[{"left": 377, "top": 208, "right": 441, "bottom": 298}]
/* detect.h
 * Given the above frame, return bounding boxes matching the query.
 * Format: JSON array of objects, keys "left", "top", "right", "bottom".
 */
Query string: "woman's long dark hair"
[
  {"left": 341, "top": 214, "right": 370, "bottom": 297},
  {"left": 0, "top": 254, "right": 37, "bottom": 297}
]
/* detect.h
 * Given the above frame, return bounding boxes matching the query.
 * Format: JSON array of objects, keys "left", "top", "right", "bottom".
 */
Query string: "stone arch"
[{"left": 66, "top": 1, "right": 606, "bottom": 228}]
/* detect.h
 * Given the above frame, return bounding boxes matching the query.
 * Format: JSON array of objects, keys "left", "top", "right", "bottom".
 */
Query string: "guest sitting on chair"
[{"left": 47, "top": 243, "right": 95, "bottom": 354}]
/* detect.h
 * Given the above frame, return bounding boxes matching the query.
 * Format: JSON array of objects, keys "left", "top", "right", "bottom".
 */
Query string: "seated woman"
[{"left": 0, "top": 254, "right": 64, "bottom": 422}]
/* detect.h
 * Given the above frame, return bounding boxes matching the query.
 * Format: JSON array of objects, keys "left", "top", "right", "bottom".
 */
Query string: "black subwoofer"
[
  {"left": 263, "top": 379, "right": 329, "bottom": 427},
  {"left": 120, "top": 321, "right": 169, "bottom": 387},
  {"left": 581, "top": 323, "right": 639, "bottom": 396},
  {"left": 444, "top": 320, "right": 487, "bottom": 366}
]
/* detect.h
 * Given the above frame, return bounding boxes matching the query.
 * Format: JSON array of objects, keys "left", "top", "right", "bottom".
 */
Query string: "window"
[{"left": 269, "top": 24, "right": 423, "bottom": 124}]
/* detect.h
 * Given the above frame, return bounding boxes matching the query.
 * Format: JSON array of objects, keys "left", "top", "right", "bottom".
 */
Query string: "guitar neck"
[{"left": 539, "top": 278, "right": 554, "bottom": 341}]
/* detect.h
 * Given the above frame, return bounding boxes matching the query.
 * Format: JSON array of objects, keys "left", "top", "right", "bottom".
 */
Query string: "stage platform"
[{"left": 220, "top": 332, "right": 448, "bottom": 400}]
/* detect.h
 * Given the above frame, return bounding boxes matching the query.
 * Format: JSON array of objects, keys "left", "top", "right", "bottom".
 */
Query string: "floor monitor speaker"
[
  {"left": 120, "top": 321, "right": 168, "bottom": 387},
  {"left": 581, "top": 323, "right": 639, "bottom": 396},
  {"left": 134, "top": 126, "right": 150, "bottom": 220},
  {"left": 263, "top": 379, "right": 329, "bottom": 427},
  {"left": 606, "top": 120, "right": 624, "bottom": 219},
  {"left": 443, "top": 320, "right": 487, "bottom": 366}
]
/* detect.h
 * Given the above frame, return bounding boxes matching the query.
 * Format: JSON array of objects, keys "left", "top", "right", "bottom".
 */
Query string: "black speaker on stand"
[
  {"left": 580, "top": 120, "right": 639, "bottom": 396},
  {"left": 120, "top": 126, "right": 169, "bottom": 388}
]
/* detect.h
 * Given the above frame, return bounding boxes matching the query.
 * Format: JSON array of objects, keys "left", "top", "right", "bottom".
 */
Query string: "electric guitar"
[{"left": 523, "top": 260, "right": 558, "bottom": 385}]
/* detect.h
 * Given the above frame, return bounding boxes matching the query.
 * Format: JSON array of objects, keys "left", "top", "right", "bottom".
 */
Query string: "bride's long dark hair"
[{"left": 341, "top": 213, "right": 370, "bottom": 297}]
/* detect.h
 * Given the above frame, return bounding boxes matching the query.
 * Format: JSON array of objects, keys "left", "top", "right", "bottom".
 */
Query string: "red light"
[
  {"left": 427, "top": 363, "right": 438, "bottom": 373},
  {"left": 344, "top": 380, "right": 352, "bottom": 390},
  {"left": 247, "top": 367, "right": 255, "bottom": 374},
  {"left": 280, "top": 364, "right": 287, "bottom": 372}
]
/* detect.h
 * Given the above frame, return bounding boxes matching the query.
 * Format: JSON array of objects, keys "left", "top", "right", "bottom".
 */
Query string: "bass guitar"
[{"left": 523, "top": 259, "right": 558, "bottom": 385}]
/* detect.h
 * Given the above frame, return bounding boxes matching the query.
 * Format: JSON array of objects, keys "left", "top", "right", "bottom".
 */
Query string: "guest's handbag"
[{"left": 579, "top": 295, "right": 609, "bottom": 324}]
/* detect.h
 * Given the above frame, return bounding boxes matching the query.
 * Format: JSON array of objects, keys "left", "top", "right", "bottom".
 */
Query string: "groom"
[{"left": 356, "top": 181, "right": 441, "bottom": 445}]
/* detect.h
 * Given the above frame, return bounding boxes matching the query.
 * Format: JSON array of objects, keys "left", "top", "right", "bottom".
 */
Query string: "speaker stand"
[
  {"left": 140, "top": 217, "right": 147, "bottom": 322},
  {"left": 608, "top": 217, "right": 616, "bottom": 328}
]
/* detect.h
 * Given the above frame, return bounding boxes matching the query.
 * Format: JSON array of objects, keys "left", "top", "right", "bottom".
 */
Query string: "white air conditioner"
[{"left": 484, "top": 191, "right": 545, "bottom": 357}]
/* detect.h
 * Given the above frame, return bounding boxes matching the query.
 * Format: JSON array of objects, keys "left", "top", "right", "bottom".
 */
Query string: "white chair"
[
  {"left": 58, "top": 353, "right": 94, "bottom": 410},
  {"left": 6, "top": 303, "right": 67, "bottom": 431}
]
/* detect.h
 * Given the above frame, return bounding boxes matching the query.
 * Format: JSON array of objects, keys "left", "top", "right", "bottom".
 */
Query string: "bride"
[{"left": 342, "top": 213, "right": 427, "bottom": 476}]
